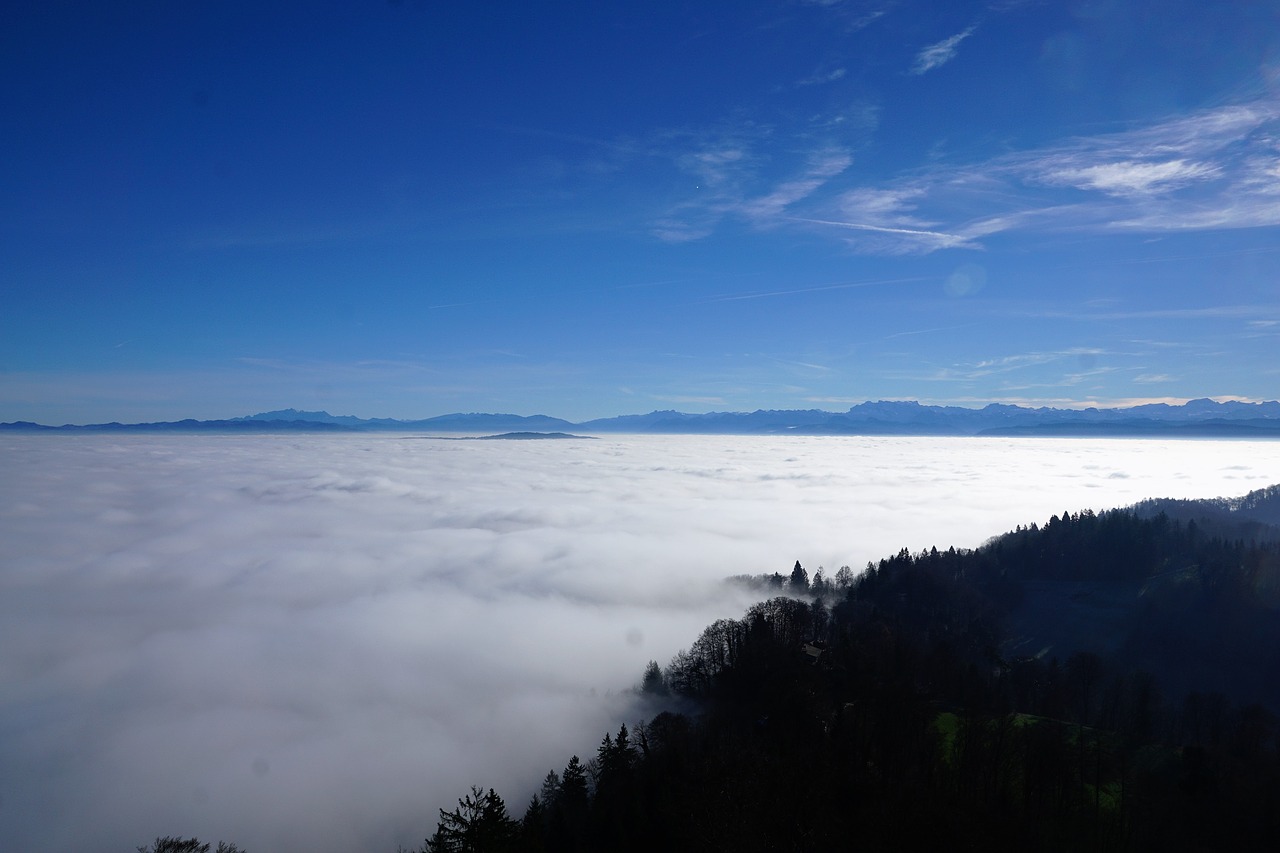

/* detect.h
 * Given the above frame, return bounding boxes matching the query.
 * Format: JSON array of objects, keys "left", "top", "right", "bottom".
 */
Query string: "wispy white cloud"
[
  {"left": 649, "top": 130, "right": 768, "bottom": 241},
  {"left": 949, "top": 394, "right": 1257, "bottom": 410},
  {"left": 740, "top": 148, "right": 853, "bottom": 221},
  {"left": 1026, "top": 303, "right": 1280, "bottom": 322},
  {"left": 678, "top": 144, "right": 753, "bottom": 189},
  {"left": 630, "top": 78, "right": 1276, "bottom": 253},
  {"left": 1041, "top": 159, "right": 1220, "bottom": 196},
  {"left": 924, "top": 347, "right": 1111, "bottom": 384},
  {"left": 815, "top": 100, "right": 882, "bottom": 135},
  {"left": 794, "top": 67, "right": 847, "bottom": 87},
  {"left": 771, "top": 358, "right": 832, "bottom": 372},
  {"left": 911, "top": 26, "right": 977, "bottom": 75},
  {"left": 650, "top": 218, "right": 717, "bottom": 243},
  {"left": 1061, "top": 365, "right": 1120, "bottom": 386},
  {"left": 786, "top": 96, "right": 1280, "bottom": 253},
  {"left": 653, "top": 135, "right": 853, "bottom": 241},
  {"left": 1006, "top": 101, "right": 1280, "bottom": 230},
  {"left": 882, "top": 323, "right": 981, "bottom": 339},
  {"left": 795, "top": 216, "right": 977, "bottom": 252},
  {"left": 838, "top": 186, "right": 929, "bottom": 222},
  {"left": 801, "top": 0, "right": 894, "bottom": 32},
  {"left": 973, "top": 351, "right": 1069, "bottom": 372},
  {"left": 788, "top": 186, "right": 980, "bottom": 251}
]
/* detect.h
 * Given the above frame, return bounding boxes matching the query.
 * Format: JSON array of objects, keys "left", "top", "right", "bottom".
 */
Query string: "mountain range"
[{"left": 6, "top": 398, "right": 1280, "bottom": 436}]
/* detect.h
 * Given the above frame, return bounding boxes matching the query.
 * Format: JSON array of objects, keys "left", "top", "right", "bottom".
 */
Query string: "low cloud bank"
[{"left": 2, "top": 434, "right": 1277, "bottom": 851}]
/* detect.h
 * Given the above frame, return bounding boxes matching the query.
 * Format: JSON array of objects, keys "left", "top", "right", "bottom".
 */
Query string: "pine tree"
[
  {"left": 790, "top": 560, "right": 810, "bottom": 593},
  {"left": 423, "top": 786, "right": 518, "bottom": 853}
]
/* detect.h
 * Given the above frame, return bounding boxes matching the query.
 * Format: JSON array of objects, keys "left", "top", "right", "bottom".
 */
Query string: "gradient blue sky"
[{"left": 3, "top": 0, "right": 1279, "bottom": 423}]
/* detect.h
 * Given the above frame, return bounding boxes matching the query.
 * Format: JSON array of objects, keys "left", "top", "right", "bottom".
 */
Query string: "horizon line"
[{"left": 6, "top": 395, "right": 1280, "bottom": 430}]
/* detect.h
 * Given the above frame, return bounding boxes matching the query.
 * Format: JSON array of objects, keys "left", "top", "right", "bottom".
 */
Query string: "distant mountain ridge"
[{"left": 5, "top": 398, "right": 1280, "bottom": 436}]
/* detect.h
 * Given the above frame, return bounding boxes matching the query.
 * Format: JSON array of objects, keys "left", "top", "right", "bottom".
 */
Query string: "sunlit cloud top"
[
  {"left": 5, "top": 433, "right": 1279, "bottom": 851},
  {"left": 911, "top": 26, "right": 978, "bottom": 75}
]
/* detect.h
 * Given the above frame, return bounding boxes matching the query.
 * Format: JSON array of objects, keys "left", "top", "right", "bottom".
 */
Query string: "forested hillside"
[
  {"left": 146, "top": 490, "right": 1280, "bottom": 852},
  {"left": 418, "top": 492, "right": 1280, "bottom": 852}
]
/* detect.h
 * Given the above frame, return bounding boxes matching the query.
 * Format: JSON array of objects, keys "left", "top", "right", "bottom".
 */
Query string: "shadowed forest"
[{"left": 161, "top": 486, "right": 1280, "bottom": 852}]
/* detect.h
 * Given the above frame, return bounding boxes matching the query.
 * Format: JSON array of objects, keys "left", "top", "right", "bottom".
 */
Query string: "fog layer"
[{"left": 2, "top": 434, "right": 1277, "bottom": 851}]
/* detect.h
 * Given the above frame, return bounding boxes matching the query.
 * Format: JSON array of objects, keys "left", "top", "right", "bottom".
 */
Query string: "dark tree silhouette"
[
  {"left": 428, "top": 498, "right": 1280, "bottom": 852},
  {"left": 137, "top": 840, "right": 243, "bottom": 853},
  {"left": 789, "top": 560, "right": 809, "bottom": 593},
  {"left": 640, "top": 659, "right": 666, "bottom": 696},
  {"left": 423, "top": 786, "right": 518, "bottom": 853}
]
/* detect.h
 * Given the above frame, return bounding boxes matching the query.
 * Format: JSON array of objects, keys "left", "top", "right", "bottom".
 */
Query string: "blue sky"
[{"left": 3, "top": 0, "right": 1279, "bottom": 423}]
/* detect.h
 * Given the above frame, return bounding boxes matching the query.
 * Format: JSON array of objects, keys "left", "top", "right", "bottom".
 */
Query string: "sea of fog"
[{"left": 2, "top": 433, "right": 1278, "bottom": 851}]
